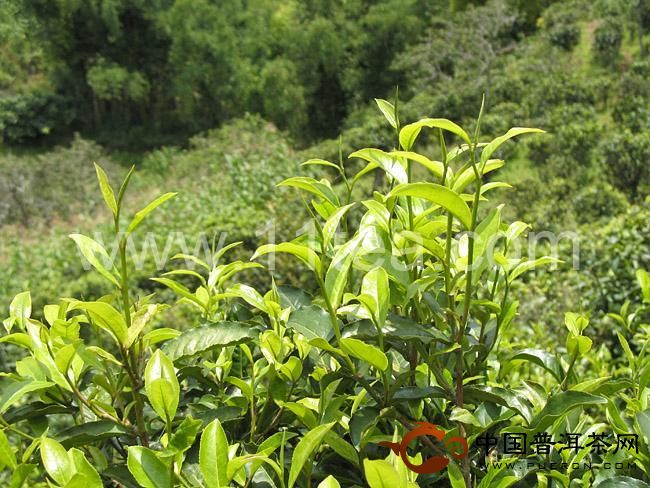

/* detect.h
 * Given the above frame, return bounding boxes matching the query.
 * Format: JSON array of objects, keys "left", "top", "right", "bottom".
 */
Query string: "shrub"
[
  {"left": 0, "top": 101, "right": 648, "bottom": 487},
  {"left": 0, "top": 90, "right": 73, "bottom": 143},
  {"left": 593, "top": 17, "right": 624, "bottom": 66}
]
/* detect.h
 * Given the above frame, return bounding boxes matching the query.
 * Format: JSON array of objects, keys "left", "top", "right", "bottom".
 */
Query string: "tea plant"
[{"left": 0, "top": 100, "right": 647, "bottom": 487}]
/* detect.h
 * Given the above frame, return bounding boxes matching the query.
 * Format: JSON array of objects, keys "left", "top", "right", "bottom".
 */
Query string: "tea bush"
[{"left": 1, "top": 101, "right": 648, "bottom": 487}]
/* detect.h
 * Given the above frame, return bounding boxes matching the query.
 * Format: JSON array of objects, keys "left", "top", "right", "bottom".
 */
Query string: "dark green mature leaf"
[
  {"left": 392, "top": 386, "right": 448, "bottom": 401},
  {"left": 388, "top": 183, "right": 472, "bottom": 229},
  {"left": 127, "top": 446, "right": 172, "bottom": 488},
  {"left": 464, "top": 385, "right": 534, "bottom": 423},
  {"left": 163, "top": 321, "right": 258, "bottom": 360},
  {"left": 5, "top": 402, "right": 69, "bottom": 423},
  {"left": 510, "top": 349, "right": 564, "bottom": 383},
  {"left": 343, "top": 317, "right": 447, "bottom": 343},
  {"left": 278, "top": 286, "right": 312, "bottom": 309},
  {"left": 287, "top": 305, "right": 333, "bottom": 340},
  {"left": 350, "top": 407, "right": 380, "bottom": 448},
  {"left": 528, "top": 391, "right": 607, "bottom": 432},
  {"left": 56, "top": 421, "right": 133, "bottom": 448}
]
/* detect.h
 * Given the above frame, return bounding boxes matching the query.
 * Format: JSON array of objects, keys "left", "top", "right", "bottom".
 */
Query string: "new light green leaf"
[
  {"left": 480, "top": 127, "right": 545, "bottom": 166},
  {"left": 0, "top": 429, "right": 17, "bottom": 470},
  {"left": 318, "top": 475, "right": 341, "bottom": 488},
  {"left": 349, "top": 148, "right": 407, "bottom": 184},
  {"left": 145, "top": 350, "right": 179, "bottom": 422},
  {"left": 340, "top": 338, "right": 388, "bottom": 371},
  {"left": 69, "top": 301, "right": 127, "bottom": 346},
  {"left": 278, "top": 177, "right": 339, "bottom": 207},
  {"left": 93, "top": 162, "right": 117, "bottom": 216},
  {"left": 288, "top": 422, "right": 335, "bottom": 488},
  {"left": 41, "top": 438, "right": 72, "bottom": 486},
  {"left": 375, "top": 98, "right": 397, "bottom": 128},
  {"left": 509, "top": 256, "right": 562, "bottom": 282},
  {"left": 8, "top": 291, "right": 31, "bottom": 332},
  {"left": 399, "top": 118, "right": 471, "bottom": 150},
  {"left": 252, "top": 243, "right": 322, "bottom": 275},
  {"left": 363, "top": 459, "right": 401, "bottom": 488},
  {"left": 388, "top": 183, "right": 472, "bottom": 229},
  {"left": 360, "top": 267, "right": 389, "bottom": 328},
  {"left": 200, "top": 419, "right": 229, "bottom": 488},
  {"left": 127, "top": 446, "right": 172, "bottom": 488},
  {"left": 126, "top": 192, "right": 177, "bottom": 235},
  {"left": 325, "top": 237, "right": 362, "bottom": 310},
  {"left": 389, "top": 151, "right": 446, "bottom": 181},
  {"left": 0, "top": 380, "right": 54, "bottom": 414},
  {"left": 68, "top": 448, "right": 102, "bottom": 487},
  {"left": 69, "top": 234, "right": 120, "bottom": 288},
  {"left": 322, "top": 203, "right": 355, "bottom": 249}
]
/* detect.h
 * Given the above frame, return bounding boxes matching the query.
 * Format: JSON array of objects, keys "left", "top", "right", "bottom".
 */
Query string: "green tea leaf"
[
  {"left": 163, "top": 321, "right": 258, "bottom": 360},
  {"left": 359, "top": 267, "right": 389, "bottom": 328},
  {"left": 287, "top": 305, "right": 333, "bottom": 341},
  {"left": 363, "top": 459, "right": 401, "bottom": 488},
  {"left": 68, "top": 448, "right": 102, "bottom": 487},
  {"left": 288, "top": 422, "right": 335, "bottom": 488},
  {"left": 349, "top": 148, "right": 407, "bottom": 184},
  {"left": 0, "top": 429, "right": 17, "bottom": 470},
  {"left": 126, "top": 192, "right": 177, "bottom": 235},
  {"left": 480, "top": 127, "right": 544, "bottom": 166},
  {"left": 399, "top": 118, "right": 471, "bottom": 150},
  {"left": 510, "top": 349, "right": 564, "bottom": 383},
  {"left": 127, "top": 446, "right": 172, "bottom": 488},
  {"left": 252, "top": 242, "right": 322, "bottom": 275},
  {"left": 325, "top": 237, "right": 362, "bottom": 310},
  {"left": 0, "top": 380, "right": 54, "bottom": 414},
  {"left": 375, "top": 98, "right": 397, "bottom": 128},
  {"left": 93, "top": 162, "right": 118, "bottom": 216},
  {"left": 145, "top": 350, "right": 179, "bottom": 422},
  {"left": 318, "top": 475, "right": 341, "bottom": 488},
  {"left": 41, "top": 438, "right": 72, "bottom": 486},
  {"left": 388, "top": 183, "right": 472, "bottom": 229},
  {"left": 69, "top": 234, "right": 120, "bottom": 288},
  {"left": 200, "top": 419, "right": 229, "bottom": 488},
  {"left": 8, "top": 291, "right": 31, "bottom": 332},
  {"left": 56, "top": 421, "right": 133, "bottom": 449},
  {"left": 528, "top": 391, "right": 607, "bottom": 432},
  {"left": 340, "top": 338, "right": 388, "bottom": 371},
  {"left": 69, "top": 301, "right": 127, "bottom": 346}
]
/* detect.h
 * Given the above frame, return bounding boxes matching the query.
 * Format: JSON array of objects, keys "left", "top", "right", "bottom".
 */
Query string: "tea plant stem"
[
  {"left": 560, "top": 350, "right": 579, "bottom": 390},
  {"left": 116, "top": 234, "right": 149, "bottom": 447},
  {"left": 0, "top": 415, "right": 35, "bottom": 440},
  {"left": 456, "top": 141, "right": 482, "bottom": 487}
]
